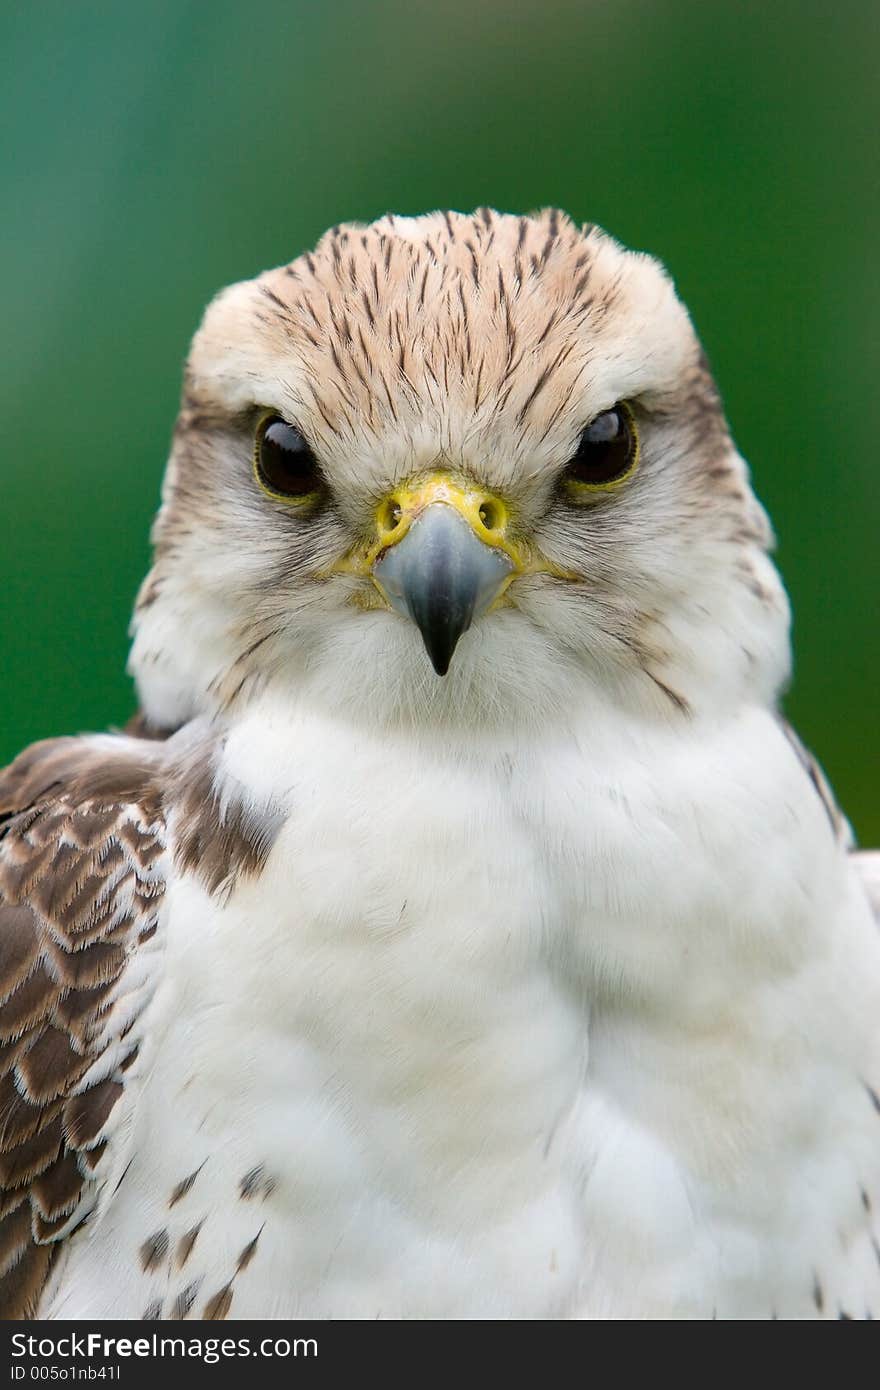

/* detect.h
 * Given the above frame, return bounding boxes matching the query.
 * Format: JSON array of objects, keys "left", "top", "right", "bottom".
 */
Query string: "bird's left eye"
[
  {"left": 562, "top": 403, "right": 639, "bottom": 495},
  {"left": 253, "top": 414, "right": 323, "bottom": 503}
]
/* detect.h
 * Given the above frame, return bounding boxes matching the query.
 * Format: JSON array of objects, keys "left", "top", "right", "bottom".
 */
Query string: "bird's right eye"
[
  {"left": 561, "top": 402, "right": 639, "bottom": 498},
  {"left": 254, "top": 413, "right": 324, "bottom": 503}
]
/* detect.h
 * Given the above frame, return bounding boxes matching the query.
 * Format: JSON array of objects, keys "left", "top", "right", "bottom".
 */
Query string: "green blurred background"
[{"left": 1, "top": 1, "right": 877, "bottom": 839}]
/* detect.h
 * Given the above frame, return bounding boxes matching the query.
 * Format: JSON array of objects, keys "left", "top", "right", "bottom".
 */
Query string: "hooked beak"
[
  {"left": 326, "top": 472, "right": 552, "bottom": 676},
  {"left": 373, "top": 503, "right": 514, "bottom": 675}
]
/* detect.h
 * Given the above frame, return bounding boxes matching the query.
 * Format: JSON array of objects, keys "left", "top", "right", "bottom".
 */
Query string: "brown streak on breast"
[
  {"left": 140, "top": 1228, "right": 170, "bottom": 1273},
  {"left": 169, "top": 1163, "right": 205, "bottom": 1208},
  {"left": 169, "top": 1279, "right": 202, "bottom": 1320},
  {"left": 203, "top": 1283, "right": 234, "bottom": 1320},
  {"left": 175, "top": 1221, "right": 203, "bottom": 1269},
  {"left": 236, "top": 1227, "right": 263, "bottom": 1274}
]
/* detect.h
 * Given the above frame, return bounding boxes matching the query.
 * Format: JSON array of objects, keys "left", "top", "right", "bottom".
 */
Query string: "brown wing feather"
[{"left": 0, "top": 737, "right": 166, "bottom": 1318}]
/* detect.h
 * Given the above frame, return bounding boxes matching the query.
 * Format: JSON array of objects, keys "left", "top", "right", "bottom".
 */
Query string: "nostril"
[
  {"left": 478, "top": 500, "right": 501, "bottom": 532},
  {"left": 380, "top": 499, "right": 403, "bottom": 533}
]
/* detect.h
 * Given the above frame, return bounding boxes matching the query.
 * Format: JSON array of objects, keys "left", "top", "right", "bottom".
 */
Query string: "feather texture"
[
  {"left": 0, "top": 739, "right": 167, "bottom": 1317},
  {"left": 2, "top": 210, "right": 877, "bottom": 1319}
]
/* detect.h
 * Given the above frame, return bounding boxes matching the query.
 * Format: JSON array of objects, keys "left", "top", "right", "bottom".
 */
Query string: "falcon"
[{"left": 1, "top": 209, "right": 878, "bottom": 1321}]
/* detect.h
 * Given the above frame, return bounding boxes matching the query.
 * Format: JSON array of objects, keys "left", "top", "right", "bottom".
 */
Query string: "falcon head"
[{"left": 130, "top": 209, "right": 789, "bottom": 732}]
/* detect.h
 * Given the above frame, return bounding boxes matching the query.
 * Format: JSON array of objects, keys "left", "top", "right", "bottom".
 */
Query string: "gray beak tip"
[
  {"left": 430, "top": 651, "right": 453, "bottom": 677},
  {"left": 373, "top": 505, "right": 513, "bottom": 675}
]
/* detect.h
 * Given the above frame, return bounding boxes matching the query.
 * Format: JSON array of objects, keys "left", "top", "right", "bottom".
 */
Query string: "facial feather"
[{"left": 130, "top": 208, "right": 789, "bottom": 733}]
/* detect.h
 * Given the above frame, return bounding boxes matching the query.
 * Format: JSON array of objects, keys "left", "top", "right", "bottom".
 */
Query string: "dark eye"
[
  {"left": 254, "top": 414, "right": 323, "bottom": 501},
  {"left": 563, "top": 403, "right": 639, "bottom": 493}
]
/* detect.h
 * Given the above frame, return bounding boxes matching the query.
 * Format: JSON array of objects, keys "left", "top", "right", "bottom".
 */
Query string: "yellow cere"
[
  {"left": 336, "top": 474, "right": 522, "bottom": 571},
  {"left": 325, "top": 472, "right": 578, "bottom": 609}
]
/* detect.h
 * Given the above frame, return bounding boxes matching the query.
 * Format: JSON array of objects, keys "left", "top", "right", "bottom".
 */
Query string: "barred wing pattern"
[{"left": 0, "top": 738, "right": 166, "bottom": 1318}]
